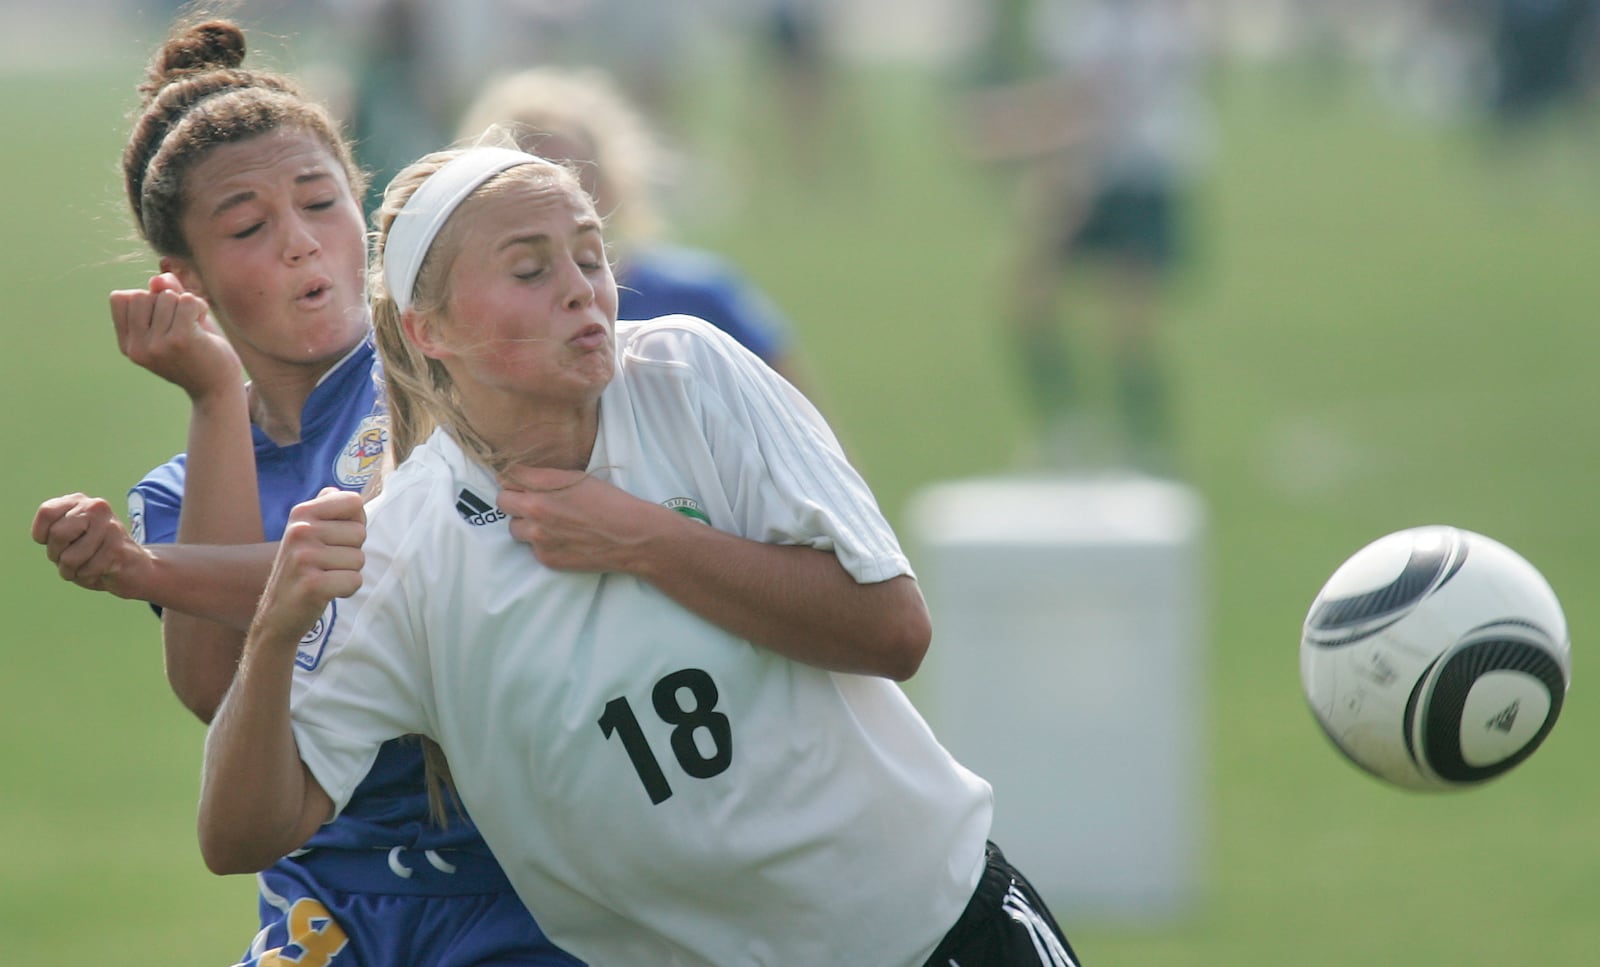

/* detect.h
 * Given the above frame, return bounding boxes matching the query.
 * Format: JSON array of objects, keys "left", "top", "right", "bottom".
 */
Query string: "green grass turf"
[{"left": 4, "top": 42, "right": 1598, "bottom": 965}]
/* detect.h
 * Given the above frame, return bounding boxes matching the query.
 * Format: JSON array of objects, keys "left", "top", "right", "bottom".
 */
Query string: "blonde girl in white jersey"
[{"left": 198, "top": 141, "right": 1083, "bottom": 967}]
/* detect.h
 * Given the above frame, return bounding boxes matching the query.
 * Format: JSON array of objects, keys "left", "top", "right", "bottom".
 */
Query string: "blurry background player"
[
  {"left": 458, "top": 65, "right": 815, "bottom": 394},
  {"left": 1481, "top": 0, "right": 1600, "bottom": 143},
  {"left": 29, "top": 17, "right": 579, "bottom": 967},
  {"left": 340, "top": 0, "right": 448, "bottom": 216},
  {"left": 967, "top": 0, "right": 1214, "bottom": 474},
  {"left": 318, "top": 0, "right": 703, "bottom": 217},
  {"left": 751, "top": 0, "right": 845, "bottom": 185}
]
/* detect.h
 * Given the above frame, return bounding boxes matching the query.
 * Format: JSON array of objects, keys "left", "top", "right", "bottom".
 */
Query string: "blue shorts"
[{"left": 233, "top": 848, "right": 584, "bottom": 967}]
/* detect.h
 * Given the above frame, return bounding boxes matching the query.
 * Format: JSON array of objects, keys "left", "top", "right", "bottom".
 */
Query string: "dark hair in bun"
[{"left": 122, "top": 18, "right": 365, "bottom": 257}]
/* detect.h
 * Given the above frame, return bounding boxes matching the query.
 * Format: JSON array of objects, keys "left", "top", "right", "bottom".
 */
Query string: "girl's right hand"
[
  {"left": 109, "top": 273, "right": 242, "bottom": 401},
  {"left": 31, "top": 492, "right": 150, "bottom": 597}
]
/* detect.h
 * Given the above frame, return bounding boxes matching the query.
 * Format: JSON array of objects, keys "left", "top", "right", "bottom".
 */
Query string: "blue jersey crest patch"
[
  {"left": 296, "top": 601, "right": 337, "bottom": 671},
  {"left": 127, "top": 491, "right": 147, "bottom": 545},
  {"left": 334, "top": 413, "right": 389, "bottom": 488}
]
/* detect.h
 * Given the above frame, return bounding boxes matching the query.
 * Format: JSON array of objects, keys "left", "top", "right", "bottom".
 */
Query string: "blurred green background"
[{"left": 4, "top": 3, "right": 1599, "bottom": 964}]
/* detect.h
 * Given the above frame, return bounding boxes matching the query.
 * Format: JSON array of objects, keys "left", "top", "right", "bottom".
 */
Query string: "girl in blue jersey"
[{"left": 30, "top": 17, "right": 579, "bottom": 967}]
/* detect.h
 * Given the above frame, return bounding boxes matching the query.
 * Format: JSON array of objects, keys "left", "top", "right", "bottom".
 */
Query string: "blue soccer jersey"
[
  {"left": 616, "top": 245, "right": 792, "bottom": 365},
  {"left": 129, "top": 338, "right": 388, "bottom": 546},
  {"left": 129, "top": 336, "right": 580, "bottom": 966}
]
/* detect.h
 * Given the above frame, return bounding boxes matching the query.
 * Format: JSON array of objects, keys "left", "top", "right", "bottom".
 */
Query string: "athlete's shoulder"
[
  {"left": 131, "top": 452, "right": 187, "bottom": 497},
  {"left": 618, "top": 315, "right": 751, "bottom": 369},
  {"left": 368, "top": 429, "right": 504, "bottom": 536},
  {"left": 127, "top": 454, "right": 188, "bottom": 545},
  {"left": 369, "top": 430, "right": 445, "bottom": 496}
]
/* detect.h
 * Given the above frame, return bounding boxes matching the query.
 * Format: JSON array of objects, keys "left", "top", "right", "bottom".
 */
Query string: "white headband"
[{"left": 383, "top": 147, "right": 543, "bottom": 312}]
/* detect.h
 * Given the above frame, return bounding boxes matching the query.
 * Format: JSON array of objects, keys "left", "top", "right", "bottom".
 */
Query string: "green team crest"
[{"left": 664, "top": 497, "right": 710, "bottom": 524}]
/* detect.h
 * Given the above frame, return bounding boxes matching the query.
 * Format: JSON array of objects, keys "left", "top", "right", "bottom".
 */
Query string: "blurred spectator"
[
  {"left": 968, "top": 0, "right": 1214, "bottom": 474},
  {"left": 313, "top": 0, "right": 708, "bottom": 214},
  {"left": 1483, "top": 0, "right": 1600, "bottom": 135},
  {"left": 968, "top": 0, "right": 1041, "bottom": 86},
  {"left": 347, "top": 0, "right": 452, "bottom": 214},
  {"left": 752, "top": 0, "right": 841, "bottom": 182},
  {"left": 457, "top": 66, "right": 816, "bottom": 393},
  {"left": 1372, "top": 0, "right": 1497, "bottom": 125},
  {"left": 569, "top": 0, "right": 700, "bottom": 134},
  {"left": 311, "top": 0, "right": 456, "bottom": 215}
]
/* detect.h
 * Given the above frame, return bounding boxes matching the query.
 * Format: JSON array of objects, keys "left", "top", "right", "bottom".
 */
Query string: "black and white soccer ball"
[{"left": 1300, "top": 526, "right": 1570, "bottom": 790}]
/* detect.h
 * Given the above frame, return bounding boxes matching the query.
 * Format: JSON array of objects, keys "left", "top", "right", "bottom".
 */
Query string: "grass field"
[{"left": 4, "top": 31, "right": 1599, "bottom": 966}]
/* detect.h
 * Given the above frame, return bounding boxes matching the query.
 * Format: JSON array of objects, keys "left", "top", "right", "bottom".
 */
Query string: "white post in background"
[{"left": 908, "top": 473, "right": 1207, "bottom": 922}]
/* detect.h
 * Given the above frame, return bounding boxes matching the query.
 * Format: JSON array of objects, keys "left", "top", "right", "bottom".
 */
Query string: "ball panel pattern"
[
  {"left": 1419, "top": 634, "right": 1566, "bottom": 784},
  {"left": 1304, "top": 533, "right": 1468, "bottom": 648},
  {"left": 1301, "top": 526, "right": 1570, "bottom": 791}
]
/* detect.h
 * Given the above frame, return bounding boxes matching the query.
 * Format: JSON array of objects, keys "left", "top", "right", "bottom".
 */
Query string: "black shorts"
[
  {"left": 923, "top": 842, "right": 1083, "bottom": 966},
  {"left": 1063, "top": 182, "right": 1180, "bottom": 272}
]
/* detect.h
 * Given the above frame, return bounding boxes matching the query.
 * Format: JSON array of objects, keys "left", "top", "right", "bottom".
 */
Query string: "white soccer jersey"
[{"left": 288, "top": 317, "right": 993, "bottom": 966}]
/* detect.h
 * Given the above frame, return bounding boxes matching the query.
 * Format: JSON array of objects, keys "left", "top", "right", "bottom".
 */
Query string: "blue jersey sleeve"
[
  {"left": 129, "top": 454, "right": 187, "bottom": 547},
  {"left": 127, "top": 454, "right": 187, "bottom": 619}
]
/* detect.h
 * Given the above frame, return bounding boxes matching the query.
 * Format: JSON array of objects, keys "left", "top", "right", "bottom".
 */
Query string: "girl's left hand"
[{"left": 498, "top": 467, "right": 677, "bottom": 575}]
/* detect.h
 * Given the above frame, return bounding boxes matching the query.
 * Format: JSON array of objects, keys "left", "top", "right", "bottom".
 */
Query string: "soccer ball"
[{"left": 1300, "top": 525, "right": 1570, "bottom": 790}]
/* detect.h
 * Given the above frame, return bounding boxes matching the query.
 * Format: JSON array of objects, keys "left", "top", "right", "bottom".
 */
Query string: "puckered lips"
[
  {"left": 295, "top": 275, "right": 333, "bottom": 309},
  {"left": 569, "top": 321, "right": 609, "bottom": 351}
]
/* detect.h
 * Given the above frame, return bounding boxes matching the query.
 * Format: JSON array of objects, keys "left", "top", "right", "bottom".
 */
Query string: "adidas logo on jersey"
[{"left": 456, "top": 488, "right": 507, "bottom": 526}]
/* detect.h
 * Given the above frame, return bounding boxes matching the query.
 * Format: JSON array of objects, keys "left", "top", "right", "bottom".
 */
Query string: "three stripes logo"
[
  {"left": 456, "top": 489, "right": 507, "bottom": 526},
  {"left": 1486, "top": 700, "right": 1520, "bottom": 734}
]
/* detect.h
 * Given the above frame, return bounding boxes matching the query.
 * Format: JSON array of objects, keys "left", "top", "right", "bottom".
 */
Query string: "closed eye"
[{"left": 232, "top": 222, "right": 264, "bottom": 240}]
